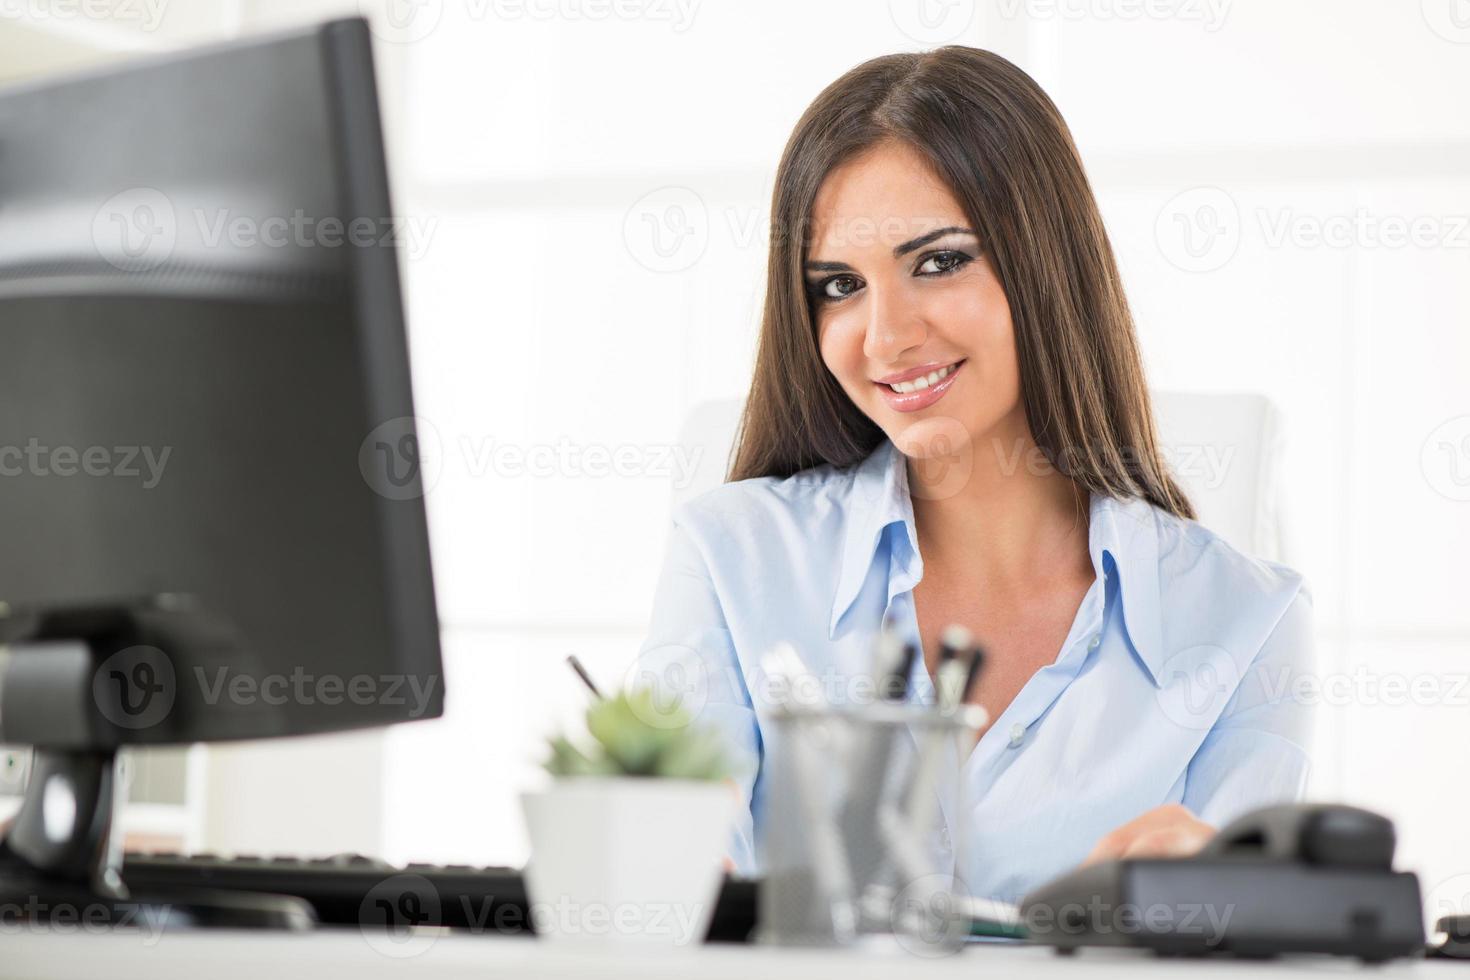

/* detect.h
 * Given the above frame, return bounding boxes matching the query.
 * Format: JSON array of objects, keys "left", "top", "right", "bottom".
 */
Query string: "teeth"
[{"left": 889, "top": 363, "right": 957, "bottom": 394}]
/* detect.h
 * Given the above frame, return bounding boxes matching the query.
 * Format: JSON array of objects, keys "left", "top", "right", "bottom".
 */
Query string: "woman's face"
[{"left": 808, "top": 140, "right": 1023, "bottom": 466}]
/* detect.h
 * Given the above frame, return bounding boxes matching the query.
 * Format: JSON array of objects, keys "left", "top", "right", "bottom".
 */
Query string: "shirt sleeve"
[
  {"left": 634, "top": 515, "right": 763, "bottom": 873},
  {"left": 1181, "top": 587, "right": 1316, "bottom": 828}
]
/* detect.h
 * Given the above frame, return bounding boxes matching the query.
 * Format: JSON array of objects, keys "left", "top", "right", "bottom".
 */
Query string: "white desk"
[{"left": 0, "top": 930, "right": 1457, "bottom": 980}]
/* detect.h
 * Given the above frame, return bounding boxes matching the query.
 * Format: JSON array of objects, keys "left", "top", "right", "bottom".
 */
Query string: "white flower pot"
[{"left": 521, "top": 778, "right": 733, "bottom": 947}]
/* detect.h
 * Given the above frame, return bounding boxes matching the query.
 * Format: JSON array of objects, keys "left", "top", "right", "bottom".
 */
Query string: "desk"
[{"left": 0, "top": 930, "right": 1457, "bottom": 980}]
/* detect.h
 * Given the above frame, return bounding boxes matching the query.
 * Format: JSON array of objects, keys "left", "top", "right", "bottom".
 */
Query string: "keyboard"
[{"left": 121, "top": 852, "right": 759, "bottom": 943}]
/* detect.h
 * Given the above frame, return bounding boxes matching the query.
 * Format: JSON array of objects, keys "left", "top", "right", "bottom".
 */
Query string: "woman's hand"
[{"left": 1083, "top": 804, "right": 1215, "bottom": 866}]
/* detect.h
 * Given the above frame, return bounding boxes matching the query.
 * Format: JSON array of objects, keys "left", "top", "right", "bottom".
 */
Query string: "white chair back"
[{"left": 673, "top": 392, "right": 1287, "bottom": 562}]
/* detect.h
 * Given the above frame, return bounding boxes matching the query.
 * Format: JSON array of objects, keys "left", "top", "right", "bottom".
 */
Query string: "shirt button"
[
  {"left": 1088, "top": 634, "right": 1101, "bottom": 651},
  {"left": 939, "top": 827, "right": 952, "bottom": 850},
  {"left": 1007, "top": 723, "right": 1026, "bottom": 747}
]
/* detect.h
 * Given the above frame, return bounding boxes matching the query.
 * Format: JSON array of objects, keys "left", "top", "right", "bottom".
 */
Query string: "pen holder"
[{"left": 757, "top": 701, "right": 986, "bottom": 952}]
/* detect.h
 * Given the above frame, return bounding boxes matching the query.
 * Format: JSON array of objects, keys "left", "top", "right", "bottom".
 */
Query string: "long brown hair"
[{"left": 727, "top": 46, "right": 1193, "bottom": 520}]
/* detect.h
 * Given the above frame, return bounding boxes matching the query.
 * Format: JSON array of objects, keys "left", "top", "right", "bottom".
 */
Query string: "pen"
[
  {"left": 885, "top": 642, "right": 919, "bottom": 702},
  {"left": 885, "top": 623, "right": 975, "bottom": 895},
  {"left": 840, "top": 618, "right": 908, "bottom": 920},
  {"left": 938, "top": 623, "right": 969, "bottom": 664},
  {"left": 565, "top": 654, "right": 603, "bottom": 700},
  {"left": 761, "top": 641, "right": 857, "bottom": 940},
  {"left": 935, "top": 625, "right": 972, "bottom": 712},
  {"left": 871, "top": 617, "right": 907, "bottom": 701},
  {"left": 761, "top": 641, "right": 823, "bottom": 709},
  {"left": 961, "top": 643, "right": 987, "bottom": 705}
]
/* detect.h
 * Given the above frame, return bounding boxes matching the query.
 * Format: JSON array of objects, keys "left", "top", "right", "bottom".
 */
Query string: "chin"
[
  {"left": 882, "top": 413, "right": 980, "bottom": 500},
  {"left": 885, "top": 412, "right": 977, "bottom": 460}
]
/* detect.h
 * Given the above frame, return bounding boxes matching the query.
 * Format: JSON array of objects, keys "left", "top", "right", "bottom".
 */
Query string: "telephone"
[{"left": 1018, "top": 803, "right": 1424, "bottom": 962}]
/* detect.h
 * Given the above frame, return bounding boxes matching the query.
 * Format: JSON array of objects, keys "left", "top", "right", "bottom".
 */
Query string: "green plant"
[{"left": 543, "top": 688, "right": 730, "bottom": 781}]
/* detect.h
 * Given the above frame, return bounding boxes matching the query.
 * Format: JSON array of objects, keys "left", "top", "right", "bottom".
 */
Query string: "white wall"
[{"left": 4, "top": 0, "right": 1467, "bottom": 904}]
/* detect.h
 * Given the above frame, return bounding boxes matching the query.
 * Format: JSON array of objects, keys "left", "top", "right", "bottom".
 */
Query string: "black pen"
[
  {"left": 565, "top": 654, "right": 603, "bottom": 700},
  {"left": 937, "top": 624, "right": 970, "bottom": 665},
  {"left": 885, "top": 642, "right": 919, "bottom": 702},
  {"left": 961, "top": 643, "right": 987, "bottom": 705},
  {"left": 935, "top": 625, "right": 972, "bottom": 712}
]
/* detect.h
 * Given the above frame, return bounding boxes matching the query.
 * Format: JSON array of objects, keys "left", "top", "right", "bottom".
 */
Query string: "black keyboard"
[{"left": 121, "top": 852, "right": 759, "bottom": 943}]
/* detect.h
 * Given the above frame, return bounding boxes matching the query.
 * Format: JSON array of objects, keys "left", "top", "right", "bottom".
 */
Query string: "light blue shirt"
[{"left": 637, "top": 438, "right": 1314, "bottom": 904}]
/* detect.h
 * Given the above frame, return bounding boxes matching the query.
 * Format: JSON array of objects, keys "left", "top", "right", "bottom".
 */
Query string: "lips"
[{"left": 874, "top": 359, "right": 965, "bottom": 413}]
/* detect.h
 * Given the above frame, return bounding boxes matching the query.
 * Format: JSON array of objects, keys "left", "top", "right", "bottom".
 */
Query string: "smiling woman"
[
  {"left": 730, "top": 48, "right": 1191, "bottom": 525},
  {"left": 636, "top": 46, "right": 1314, "bottom": 903}
]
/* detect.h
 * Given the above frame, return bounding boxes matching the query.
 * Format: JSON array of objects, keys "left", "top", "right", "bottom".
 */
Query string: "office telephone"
[{"left": 1019, "top": 803, "right": 1425, "bottom": 961}]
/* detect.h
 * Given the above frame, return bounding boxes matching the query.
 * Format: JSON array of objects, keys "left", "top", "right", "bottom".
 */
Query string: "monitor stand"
[
  {"left": 0, "top": 605, "right": 317, "bottom": 931},
  {"left": 0, "top": 745, "right": 314, "bottom": 931}
]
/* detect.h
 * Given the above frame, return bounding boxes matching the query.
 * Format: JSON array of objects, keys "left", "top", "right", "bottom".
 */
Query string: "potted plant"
[{"left": 521, "top": 687, "right": 735, "bottom": 946}]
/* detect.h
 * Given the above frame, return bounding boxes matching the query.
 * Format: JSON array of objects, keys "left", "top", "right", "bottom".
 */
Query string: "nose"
[{"left": 862, "top": 283, "right": 927, "bottom": 363}]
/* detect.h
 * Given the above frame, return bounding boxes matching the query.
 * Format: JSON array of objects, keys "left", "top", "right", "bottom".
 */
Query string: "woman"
[{"left": 637, "top": 47, "right": 1313, "bottom": 904}]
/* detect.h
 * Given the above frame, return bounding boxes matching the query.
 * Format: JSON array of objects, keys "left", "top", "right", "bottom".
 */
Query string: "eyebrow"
[{"left": 803, "top": 225, "right": 979, "bottom": 273}]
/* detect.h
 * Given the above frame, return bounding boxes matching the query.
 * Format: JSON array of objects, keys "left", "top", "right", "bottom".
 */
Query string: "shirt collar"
[
  {"left": 828, "top": 439, "right": 1168, "bottom": 687},
  {"left": 1087, "top": 493, "right": 1166, "bottom": 687},
  {"left": 829, "top": 440, "right": 917, "bottom": 638}
]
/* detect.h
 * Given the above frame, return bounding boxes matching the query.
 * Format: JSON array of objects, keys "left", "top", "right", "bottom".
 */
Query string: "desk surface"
[{"left": 0, "top": 930, "right": 1456, "bottom": 980}]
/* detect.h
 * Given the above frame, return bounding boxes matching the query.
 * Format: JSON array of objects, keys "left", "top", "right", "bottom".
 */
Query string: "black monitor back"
[{"left": 0, "top": 18, "right": 443, "bottom": 744}]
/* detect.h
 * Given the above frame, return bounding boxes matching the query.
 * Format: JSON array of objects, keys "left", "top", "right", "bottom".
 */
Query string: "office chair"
[{"left": 673, "top": 392, "right": 1288, "bottom": 562}]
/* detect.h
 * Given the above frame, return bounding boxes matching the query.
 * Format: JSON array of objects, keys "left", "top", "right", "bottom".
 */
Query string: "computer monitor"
[{"left": 0, "top": 18, "right": 441, "bottom": 924}]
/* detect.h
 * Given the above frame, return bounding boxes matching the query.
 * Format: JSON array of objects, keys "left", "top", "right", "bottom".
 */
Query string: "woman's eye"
[
  {"left": 916, "top": 250, "right": 972, "bottom": 276},
  {"left": 812, "top": 274, "right": 863, "bottom": 302}
]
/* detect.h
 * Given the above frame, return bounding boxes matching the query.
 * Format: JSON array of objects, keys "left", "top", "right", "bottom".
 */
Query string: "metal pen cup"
[{"left": 757, "top": 700, "right": 987, "bottom": 951}]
